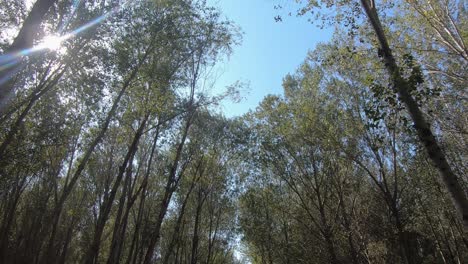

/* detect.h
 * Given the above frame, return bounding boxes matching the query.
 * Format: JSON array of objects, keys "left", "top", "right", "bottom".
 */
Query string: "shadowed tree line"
[{"left": 0, "top": 1, "right": 241, "bottom": 263}]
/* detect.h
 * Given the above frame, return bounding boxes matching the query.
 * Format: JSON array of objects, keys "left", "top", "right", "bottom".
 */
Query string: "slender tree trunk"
[
  {"left": 206, "top": 200, "right": 222, "bottom": 264},
  {"left": 174, "top": 221, "right": 186, "bottom": 264},
  {"left": 128, "top": 192, "right": 146, "bottom": 264},
  {"left": 394, "top": 213, "right": 411, "bottom": 264},
  {"left": 337, "top": 191, "right": 360, "bottom": 264},
  {"left": 190, "top": 188, "right": 206, "bottom": 264},
  {"left": 360, "top": 0, "right": 468, "bottom": 228},
  {"left": 0, "top": 70, "right": 66, "bottom": 262},
  {"left": 162, "top": 170, "right": 200, "bottom": 264},
  {"left": 107, "top": 148, "right": 147, "bottom": 264},
  {"left": 142, "top": 110, "right": 194, "bottom": 264},
  {"left": 106, "top": 171, "right": 131, "bottom": 264},
  {"left": 58, "top": 207, "right": 80, "bottom": 264},
  {"left": 41, "top": 45, "right": 152, "bottom": 263},
  {"left": 315, "top": 180, "right": 338, "bottom": 264},
  {"left": 127, "top": 126, "right": 160, "bottom": 264},
  {"left": 324, "top": 227, "right": 339, "bottom": 264},
  {"left": 144, "top": 187, "right": 173, "bottom": 264},
  {"left": 419, "top": 197, "right": 448, "bottom": 263},
  {"left": 84, "top": 116, "right": 148, "bottom": 264},
  {"left": 0, "top": 170, "right": 29, "bottom": 262},
  {"left": 0, "top": 67, "right": 66, "bottom": 159}
]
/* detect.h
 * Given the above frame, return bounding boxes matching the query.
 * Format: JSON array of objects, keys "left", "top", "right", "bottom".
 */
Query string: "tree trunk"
[
  {"left": 107, "top": 145, "right": 149, "bottom": 264},
  {"left": 126, "top": 126, "right": 160, "bottom": 264},
  {"left": 42, "top": 46, "right": 152, "bottom": 263},
  {"left": 162, "top": 170, "right": 201, "bottom": 264},
  {"left": 206, "top": 199, "right": 222, "bottom": 264},
  {"left": 360, "top": 0, "right": 468, "bottom": 229},
  {"left": 0, "top": 177, "right": 26, "bottom": 262},
  {"left": 0, "top": 66, "right": 66, "bottom": 158},
  {"left": 190, "top": 188, "right": 206, "bottom": 264},
  {"left": 84, "top": 116, "right": 148, "bottom": 264},
  {"left": 142, "top": 110, "right": 194, "bottom": 264}
]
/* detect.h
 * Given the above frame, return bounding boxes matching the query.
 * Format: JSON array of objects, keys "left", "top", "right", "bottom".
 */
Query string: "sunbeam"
[{"left": 0, "top": 0, "right": 130, "bottom": 75}]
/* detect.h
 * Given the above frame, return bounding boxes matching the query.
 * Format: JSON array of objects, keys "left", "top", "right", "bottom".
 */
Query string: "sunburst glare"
[
  {"left": 0, "top": 0, "right": 131, "bottom": 75},
  {"left": 37, "top": 35, "right": 65, "bottom": 51}
]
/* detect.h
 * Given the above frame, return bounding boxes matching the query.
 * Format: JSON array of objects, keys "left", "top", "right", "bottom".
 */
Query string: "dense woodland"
[{"left": 0, "top": 0, "right": 466, "bottom": 263}]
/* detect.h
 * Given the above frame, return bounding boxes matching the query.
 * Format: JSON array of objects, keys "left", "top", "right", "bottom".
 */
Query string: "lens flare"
[
  {"left": 0, "top": 0, "right": 130, "bottom": 75},
  {"left": 36, "top": 35, "right": 65, "bottom": 51}
]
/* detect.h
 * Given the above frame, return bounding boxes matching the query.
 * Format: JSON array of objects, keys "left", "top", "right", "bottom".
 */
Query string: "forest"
[{"left": 0, "top": 0, "right": 466, "bottom": 263}]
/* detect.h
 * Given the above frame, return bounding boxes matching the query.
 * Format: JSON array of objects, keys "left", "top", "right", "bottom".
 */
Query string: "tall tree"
[{"left": 288, "top": 0, "right": 468, "bottom": 228}]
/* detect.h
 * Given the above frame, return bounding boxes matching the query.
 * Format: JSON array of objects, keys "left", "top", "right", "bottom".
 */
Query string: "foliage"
[{"left": 0, "top": 0, "right": 466, "bottom": 264}]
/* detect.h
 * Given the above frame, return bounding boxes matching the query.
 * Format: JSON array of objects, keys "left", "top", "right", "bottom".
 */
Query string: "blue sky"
[{"left": 207, "top": 0, "right": 333, "bottom": 117}]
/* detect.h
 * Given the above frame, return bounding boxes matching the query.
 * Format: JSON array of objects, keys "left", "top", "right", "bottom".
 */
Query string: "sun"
[
  {"left": 39, "top": 35, "right": 64, "bottom": 51},
  {"left": 30, "top": 34, "right": 70, "bottom": 55}
]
